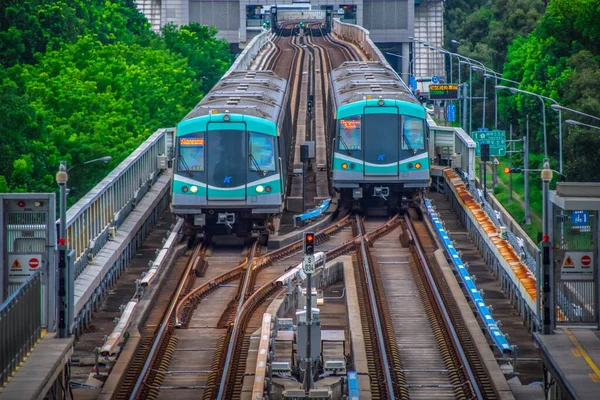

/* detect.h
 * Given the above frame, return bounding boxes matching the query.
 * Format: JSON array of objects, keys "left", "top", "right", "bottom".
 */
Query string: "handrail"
[
  {"left": 0, "top": 270, "right": 42, "bottom": 387},
  {"left": 226, "top": 28, "right": 271, "bottom": 75},
  {"left": 58, "top": 128, "right": 174, "bottom": 277}
]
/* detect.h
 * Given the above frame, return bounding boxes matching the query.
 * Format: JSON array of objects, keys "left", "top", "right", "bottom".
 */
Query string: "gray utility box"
[{"left": 297, "top": 323, "right": 321, "bottom": 360}]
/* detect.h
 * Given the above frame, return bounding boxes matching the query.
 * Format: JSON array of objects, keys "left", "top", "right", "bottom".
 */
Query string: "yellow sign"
[
  {"left": 430, "top": 84, "right": 459, "bottom": 91},
  {"left": 11, "top": 258, "right": 22, "bottom": 269},
  {"left": 563, "top": 256, "right": 574, "bottom": 268},
  {"left": 180, "top": 138, "right": 204, "bottom": 146}
]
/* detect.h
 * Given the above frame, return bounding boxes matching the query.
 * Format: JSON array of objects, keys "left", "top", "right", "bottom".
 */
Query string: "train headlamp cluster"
[
  {"left": 256, "top": 185, "right": 272, "bottom": 193},
  {"left": 341, "top": 163, "right": 356, "bottom": 170},
  {"left": 182, "top": 185, "right": 199, "bottom": 193}
]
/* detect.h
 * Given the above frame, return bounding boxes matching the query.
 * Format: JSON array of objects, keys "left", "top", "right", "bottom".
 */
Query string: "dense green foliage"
[
  {"left": 446, "top": 0, "right": 600, "bottom": 183},
  {"left": 503, "top": 0, "right": 600, "bottom": 181},
  {"left": 0, "top": 0, "right": 230, "bottom": 200},
  {"left": 445, "top": 0, "right": 545, "bottom": 70}
]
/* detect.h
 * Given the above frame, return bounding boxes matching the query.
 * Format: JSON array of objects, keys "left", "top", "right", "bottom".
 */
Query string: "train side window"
[
  {"left": 249, "top": 132, "right": 276, "bottom": 172},
  {"left": 338, "top": 116, "right": 361, "bottom": 150},
  {"left": 178, "top": 132, "right": 205, "bottom": 171},
  {"left": 403, "top": 117, "right": 424, "bottom": 150}
]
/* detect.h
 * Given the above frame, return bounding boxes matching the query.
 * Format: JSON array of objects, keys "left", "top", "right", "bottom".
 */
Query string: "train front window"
[
  {"left": 178, "top": 133, "right": 205, "bottom": 172},
  {"left": 339, "top": 116, "right": 361, "bottom": 150},
  {"left": 403, "top": 117, "right": 424, "bottom": 150},
  {"left": 249, "top": 133, "right": 276, "bottom": 172}
]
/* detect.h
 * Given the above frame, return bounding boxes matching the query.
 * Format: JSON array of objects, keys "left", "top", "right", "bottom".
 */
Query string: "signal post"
[{"left": 302, "top": 232, "right": 315, "bottom": 391}]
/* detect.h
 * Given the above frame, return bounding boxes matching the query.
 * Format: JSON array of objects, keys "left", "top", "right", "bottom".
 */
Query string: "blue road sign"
[
  {"left": 409, "top": 76, "right": 417, "bottom": 91},
  {"left": 571, "top": 210, "right": 589, "bottom": 226},
  {"left": 432, "top": 75, "right": 440, "bottom": 84},
  {"left": 447, "top": 104, "right": 456, "bottom": 122}
]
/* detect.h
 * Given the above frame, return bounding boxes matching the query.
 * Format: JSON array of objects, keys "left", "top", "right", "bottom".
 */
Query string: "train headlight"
[
  {"left": 256, "top": 185, "right": 265, "bottom": 193},
  {"left": 350, "top": 163, "right": 355, "bottom": 169},
  {"left": 190, "top": 185, "right": 198, "bottom": 193},
  {"left": 265, "top": 186, "right": 272, "bottom": 193},
  {"left": 342, "top": 163, "right": 348, "bottom": 169},
  {"left": 408, "top": 163, "right": 413, "bottom": 169},
  {"left": 415, "top": 163, "right": 422, "bottom": 169},
  {"left": 182, "top": 186, "right": 189, "bottom": 193}
]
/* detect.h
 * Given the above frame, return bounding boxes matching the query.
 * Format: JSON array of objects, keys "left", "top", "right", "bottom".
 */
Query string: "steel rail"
[
  {"left": 129, "top": 242, "right": 205, "bottom": 399},
  {"left": 355, "top": 215, "right": 396, "bottom": 399},
  {"left": 403, "top": 214, "right": 483, "bottom": 400},
  {"left": 217, "top": 242, "right": 259, "bottom": 399}
]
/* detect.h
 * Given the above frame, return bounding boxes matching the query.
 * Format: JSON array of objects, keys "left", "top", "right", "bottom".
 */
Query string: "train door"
[
  {"left": 206, "top": 123, "right": 247, "bottom": 200},
  {"left": 363, "top": 107, "right": 399, "bottom": 177}
]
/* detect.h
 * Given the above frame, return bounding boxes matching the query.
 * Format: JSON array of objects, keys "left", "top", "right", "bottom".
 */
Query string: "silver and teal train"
[
  {"left": 328, "top": 61, "right": 429, "bottom": 212},
  {"left": 171, "top": 71, "right": 292, "bottom": 241}
]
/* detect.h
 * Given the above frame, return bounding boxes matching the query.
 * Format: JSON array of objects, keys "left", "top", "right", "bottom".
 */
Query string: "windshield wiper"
[
  {"left": 249, "top": 154, "right": 267, "bottom": 177},
  {"left": 177, "top": 154, "right": 194, "bottom": 177},
  {"left": 338, "top": 135, "right": 352, "bottom": 155},
  {"left": 403, "top": 133, "right": 416, "bottom": 153}
]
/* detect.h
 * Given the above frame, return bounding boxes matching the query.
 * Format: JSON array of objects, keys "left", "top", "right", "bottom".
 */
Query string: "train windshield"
[
  {"left": 178, "top": 133, "right": 205, "bottom": 172},
  {"left": 338, "top": 116, "right": 361, "bottom": 150},
  {"left": 206, "top": 129, "right": 246, "bottom": 187},
  {"left": 403, "top": 117, "right": 424, "bottom": 150},
  {"left": 249, "top": 133, "right": 276, "bottom": 172}
]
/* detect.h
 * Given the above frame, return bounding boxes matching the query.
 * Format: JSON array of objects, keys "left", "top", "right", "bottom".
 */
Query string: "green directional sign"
[{"left": 474, "top": 129, "right": 506, "bottom": 157}]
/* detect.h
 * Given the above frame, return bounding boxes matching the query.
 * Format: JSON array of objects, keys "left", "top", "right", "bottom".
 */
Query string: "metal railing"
[
  {"left": 331, "top": 19, "right": 413, "bottom": 94},
  {"left": 0, "top": 270, "right": 42, "bottom": 386},
  {"left": 226, "top": 28, "right": 271, "bottom": 75},
  {"left": 332, "top": 18, "right": 387, "bottom": 64},
  {"left": 60, "top": 128, "right": 174, "bottom": 278}
]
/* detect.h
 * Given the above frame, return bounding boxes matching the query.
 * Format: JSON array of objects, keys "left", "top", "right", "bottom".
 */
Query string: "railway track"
[
  {"left": 119, "top": 213, "right": 352, "bottom": 399},
  {"left": 113, "top": 25, "right": 502, "bottom": 400},
  {"left": 350, "top": 209, "right": 499, "bottom": 399}
]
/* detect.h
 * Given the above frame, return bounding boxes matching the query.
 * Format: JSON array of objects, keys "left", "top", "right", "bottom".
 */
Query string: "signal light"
[
  {"left": 342, "top": 163, "right": 348, "bottom": 169},
  {"left": 415, "top": 163, "right": 421, "bottom": 169},
  {"left": 304, "top": 232, "right": 315, "bottom": 255},
  {"left": 58, "top": 237, "right": 66, "bottom": 246},
  {"left": 505, "top": 168, "right": 522, "bottom": 173},
  {"left": 17, "top": 201, "right": 25, "bottom": 207}
]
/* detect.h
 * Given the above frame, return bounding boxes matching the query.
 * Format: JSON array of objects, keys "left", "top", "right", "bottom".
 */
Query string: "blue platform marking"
[
  {"left": 424, "top": 199, "right": 512, "bottom": 354},
  {"left": 347, "top": 371, "right": 360, "bottom": 399},
  {"left": 294, "top": 198, "right": 332, "bottom": 224}
]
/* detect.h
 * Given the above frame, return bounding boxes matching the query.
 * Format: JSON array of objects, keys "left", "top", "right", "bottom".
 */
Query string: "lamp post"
[
  {"left": 385, "top": 52, "right": 421, "bottom": 83},
  {"left": 483, "top": 73, "right": 520, "bottom": 129},
  {"left": 495, "top": 85, "right": 548, "bottom": 160},
  {"left": 55, "top": 156, "right": 112, "bottom": 338},
  {"left": 565, "top": 119, "right": 600, "bottom": 130},
  {"left": 460, "top": 60, "right": 474, "bottom": 135},
  {"left": 55, "top": 162, "right": 68, "bottom": 338},
  {"left": 541, "top": 161, "right": 554, "bottom": 334}
]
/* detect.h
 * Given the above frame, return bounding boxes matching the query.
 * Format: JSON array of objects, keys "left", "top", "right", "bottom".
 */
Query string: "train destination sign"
[{"left": 429, "top": 84, "right": 459, "bottom": 100}]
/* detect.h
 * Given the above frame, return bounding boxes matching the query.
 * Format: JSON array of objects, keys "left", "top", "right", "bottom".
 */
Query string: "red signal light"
[
  {"left": 58, "top": 238, "right": 66, "bottom": 245},
  {"left": 17, "top": 201, "right": 25, "bottom": 207}
]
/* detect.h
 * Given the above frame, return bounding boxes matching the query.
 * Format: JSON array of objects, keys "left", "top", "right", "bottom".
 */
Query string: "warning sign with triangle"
[
  {"left": 563, "top": 256, "right": 574, "bottom": 268},
  {"left": 11, "top": 258, "right": 22, "bottom": 269}
]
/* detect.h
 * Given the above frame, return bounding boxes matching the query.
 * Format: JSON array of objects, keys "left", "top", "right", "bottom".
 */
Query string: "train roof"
[
  {"left": 330, "top": 61, "right": 419, "bottom": 108},
  {"left": 184, "top": 70, "right": 288, "bottom": 123}
]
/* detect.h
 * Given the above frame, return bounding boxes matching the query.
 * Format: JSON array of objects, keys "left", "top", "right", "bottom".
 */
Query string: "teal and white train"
[
  {"left": 171, "top": 71, "right": 292, "bottom": 241},
  {"left": 328, "top": 61, "right": 429, "bottom": 212}
]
